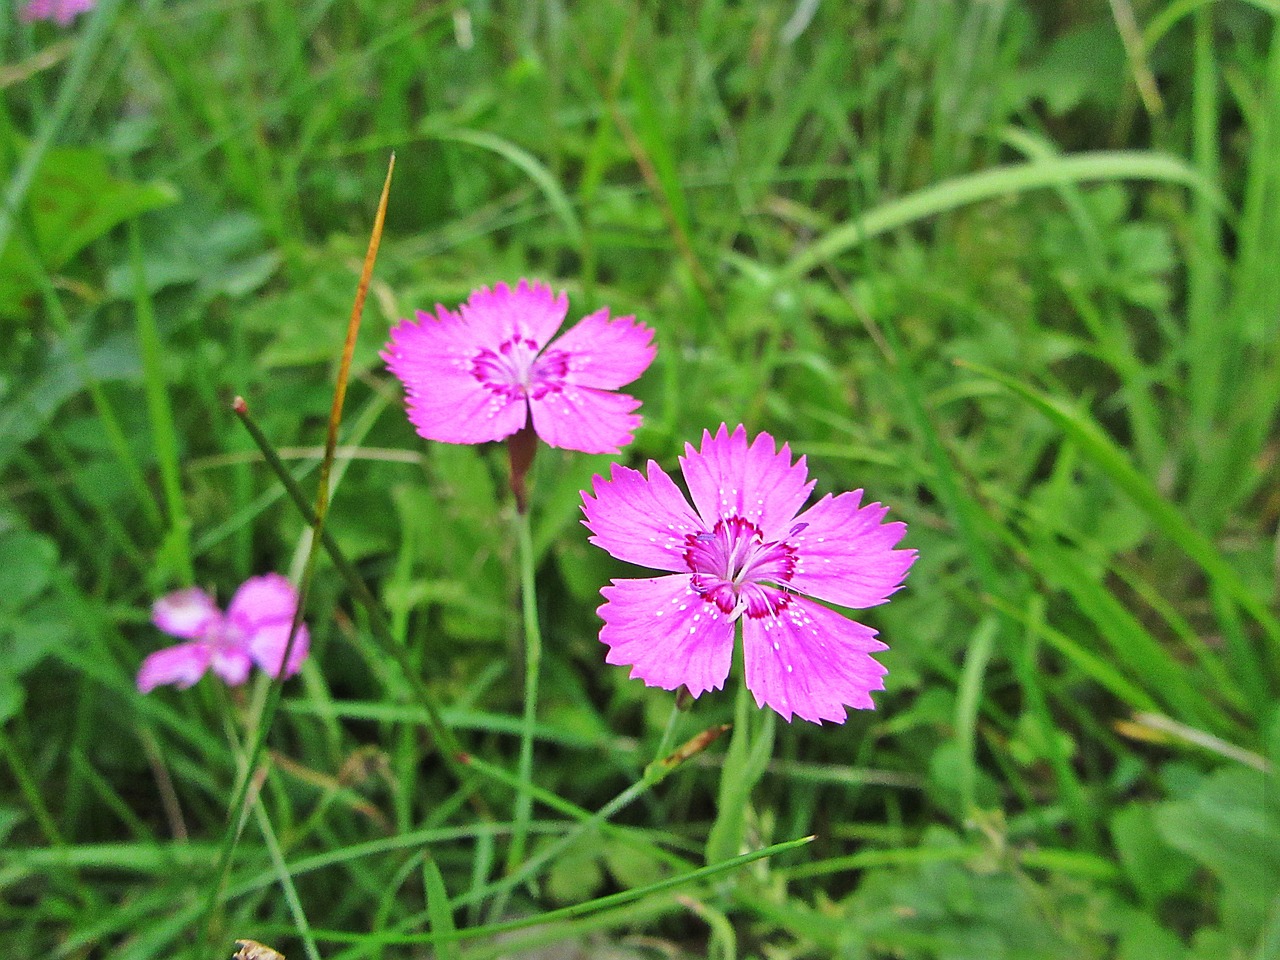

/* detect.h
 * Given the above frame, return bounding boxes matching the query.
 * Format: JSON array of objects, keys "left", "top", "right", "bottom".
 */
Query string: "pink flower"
[
  {"left": 382, "top": 280, "right": 655, "bottom": 455},
  {"left": 21, "top": 0, "right": 95, "bottom": 25},
  {"left": 581, "top": 424, "right": 916, "bottom": 724},
  {"left": 137, "top": 575, "right": 310, "bottom": 694}
]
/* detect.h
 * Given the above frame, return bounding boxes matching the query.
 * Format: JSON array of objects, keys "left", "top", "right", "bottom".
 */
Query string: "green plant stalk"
[
  {"left": 128, "top": 216, "right": 194, "bottom": 584},
  {"left": 0, "top": 725, "right": 64, "bottom": 849},
  {"left": 507, "top": 505, "right": 543, "bottom": 874},
  {"left": 251, "top": 788, "right": 321, "bottom": 960},
  {"left": 955, "top": 615, "right": 998, "bottom": 816},
  {"left": 705, "top": 662, "right": 774, "bottom": 867},
  {"left": 460, "top": 722, "right": 731, "bottom": 915},
  {"left": 200, "top": 161, "right": 396, "bottom": 957},
  {"left": 310, "top": 835, "right": 814, "bottom": 950},
  {"left": 231, "top": 402, "right": 466, "bottom": 770}
]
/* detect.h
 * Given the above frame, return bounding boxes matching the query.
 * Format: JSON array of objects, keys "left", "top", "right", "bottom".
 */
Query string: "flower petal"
[
  {"left": 789, "top": 492, "right": 916, "bottom": 608},
  {"left": 742, "top": 597, "right": 888, "bottom": 723},
  {"left": 209, "top": 648, "right": 254, "bottom": 686},
  {"left": 598, "top": 575, "right": 733, "bottom": 698},
  {"left": 545, "top": 307, "right": 656, "bottom": 390},
  {"left": 460, "top": 280, "right": 567, "bottom": 350},
  {"left": 152, "top": 588, "right": 221, "bottom": 640},
  {"left": 680, "top": 424, "right": 814, "bottom": 541},
  {"left": 227, "top": 574, "right": 300, "bottom": 631},
  {"left": 383, "top": 309, "right": 528, "bottom": 445},
  {"left": 529, "top": 386, "right": 642, "bottom": 454},
  {"left": 582, "top": 461, "right": 704, "bottom": 572},
  {"left": 247, "top": 622, "right": 310, "bottom": 679},
  {"left": 137, "top": 642, "right": 211, "bottom": 693}
]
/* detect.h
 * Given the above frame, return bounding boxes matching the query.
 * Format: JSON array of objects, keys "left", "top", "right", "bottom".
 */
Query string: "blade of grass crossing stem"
[
  {"left": 201, "top": 157, "right": 395, "bottom": 954},
  {"left": 230, "top": 402, "right": 466, "bottom": 775},
  {"left": 252, "top": 798, "right": 321, "bottom": 960},
  {"left": 460, "top": 725, "right": 730, "bottom": 916},
  {"left": 423, "top": 857, "right": 462, "bottom": 960},
  {"left": 961, "top": 361, "right": 1280, "bottom": 664},
  {"left": 129, "top": 214, "right": 194, "bottom": 584},
  {"left": 309, "top": 837, "right": 815, "bottom": 950},
  {"left": 955, "top": 616, "right": 998, "bottom": 818}
]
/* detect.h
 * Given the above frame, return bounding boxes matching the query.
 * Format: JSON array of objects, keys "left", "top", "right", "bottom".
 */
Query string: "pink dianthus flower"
[
  {"left": 21, "top": 0, "right": 95, "bottom": 25},
  {"left": 137, "top": 574, "right": 310, "bottom": 693},
  {"left": 581, "top": 424, "right": 916, "bottom": 724},
  {"left": 382, "top": 280, "right": 655, "bottom": 455}
]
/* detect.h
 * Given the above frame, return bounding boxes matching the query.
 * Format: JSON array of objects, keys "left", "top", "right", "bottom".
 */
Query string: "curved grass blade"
[
  {"left": 960, "top": 360, "right": 1280, "bottom": 666},
  {"left": 779, "top": 151, "right": 1226, "bottom": 282},
  {"left": 432, "top": 128, "right": 583, "bottom": 247}
]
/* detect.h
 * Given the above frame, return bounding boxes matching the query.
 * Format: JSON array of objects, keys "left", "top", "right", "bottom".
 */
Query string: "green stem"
[
  {"left": 128, "top": 214, "right": 194, "bottom": 583},
  {"left": 232, "top": 401, "right": 466, "bottom": 771},
  {"left": 507, "top": 506, "right": 543, "bottom": 873},
  {"left": 644, "top": 701, "right": 685, "bottom": 779}
]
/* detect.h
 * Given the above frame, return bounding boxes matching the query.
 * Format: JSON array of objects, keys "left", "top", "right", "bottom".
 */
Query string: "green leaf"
[
  {"left": 0, "top": 531, "right": 57, "bottom": 613},
  {"left": 1110, "top": 804, "right": 1196, "bottom": 908},
  {"left": 1154, "top": 767, "right": 1280, "bottom": 943},
  {"left": 422, "top": 857, "right": 460, "bottom": 960},
  {"left": 0, "top": 146, "right": 178, "bottom": 318}
]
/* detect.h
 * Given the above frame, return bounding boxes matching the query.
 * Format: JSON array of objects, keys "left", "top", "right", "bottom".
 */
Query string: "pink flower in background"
[
  {"left": 137, "top": 575, "right": 310, "bottom": 693},
  {"left": 581, "top": 424, "right": 916, "bottom": 724},
  {"left": 382, "top": 280, "right": 655, "bottom": 455},
  {"left": 21, "top": 0, "right": 95, "bottom": 25}
]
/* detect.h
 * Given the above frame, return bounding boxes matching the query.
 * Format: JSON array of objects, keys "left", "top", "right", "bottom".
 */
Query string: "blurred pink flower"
[
  {"left": 581, "top": 424, "right": 916, "bottom": 724},
  {"left": 382, "top": 280, "right": 655, "bottom": 455},
  {"left": 137, "top": 574, "right": 310, "bottom": 693},
  {"left": 21, "top": 0, "right": 95, "bottom": 25}
]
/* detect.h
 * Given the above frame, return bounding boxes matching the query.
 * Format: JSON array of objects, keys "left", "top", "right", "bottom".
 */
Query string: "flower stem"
[{"left": 507, "top": 504, "right": 543, "bottom": 874}]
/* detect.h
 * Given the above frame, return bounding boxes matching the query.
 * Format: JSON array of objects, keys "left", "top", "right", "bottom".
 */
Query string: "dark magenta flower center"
[
  {"left": 684, "top": 516, "right": 797, "bottom": 619},
  {"left": 471, "top": 337, "right": 570, "bottom": 401}
]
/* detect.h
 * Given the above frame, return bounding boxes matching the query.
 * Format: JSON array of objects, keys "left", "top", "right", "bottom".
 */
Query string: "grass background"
[{"left": 3, "top": 0, "right": 1279, "bottom": 957}]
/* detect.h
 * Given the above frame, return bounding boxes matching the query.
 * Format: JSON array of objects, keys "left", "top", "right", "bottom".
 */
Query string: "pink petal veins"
[
  {"left": 742, "top": 597, "right": 888, "bottom": 724},
  {"left": 152, "top": 588, "right": 221, "bottom": 640},
  {"left": 582, "top": 461, "right": 704, "bottom": 573},
  {"left": 545, "top": 308, "right": 656, "bottom": 390},
  {"left": 598, "top": 575, "right": 734, "bottom": 698},
  {"left": 680, "top": 424, "right": 814, "bottom": 542},
  {"left": 460, "top": 280, "right": 568, "bottom": 351},
  {"left": 382, "top": 310, "right": 529, "bottom": 445},
  {"left": 788, "top": 492, "right": 916, "bottom": 609},
  {"left": 528, "top": 386, "right": 642, "bottom": 454},
  {"left": 582, "top": 423, "right": 913, "bottom": 724}
]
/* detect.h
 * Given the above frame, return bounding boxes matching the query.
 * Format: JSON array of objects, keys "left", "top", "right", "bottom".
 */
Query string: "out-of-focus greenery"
[{"left": 2, "top": 1, "right": 1278, "bottom": 958}]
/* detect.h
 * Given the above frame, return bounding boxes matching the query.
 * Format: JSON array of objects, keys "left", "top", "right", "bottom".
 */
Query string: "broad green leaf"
[{"left": 0, "top": 147, "right": 177, "bottom": 318}]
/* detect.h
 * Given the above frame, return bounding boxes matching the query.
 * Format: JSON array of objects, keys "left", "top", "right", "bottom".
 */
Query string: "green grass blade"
[
  {"left": 779, "top": 151, "right": 1226, "bottom": 282},
  {"left": 961, "top": 360, "right": 1280, "bottom": 661}
]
